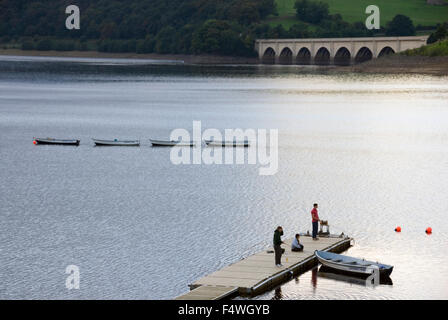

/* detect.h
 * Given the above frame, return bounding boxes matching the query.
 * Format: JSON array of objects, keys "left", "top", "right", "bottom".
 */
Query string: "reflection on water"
[
  {"left": 311, "top": 268, "right": 318, "bottom": 291},
  {"left": 273, "top": 287, "right": 283, "bottom": 300},
  {"left": 0, "top": 56, "right": 448, "bottom": 299},
  {"left": 319, "top": 267, "right": 371, "bottom": 286},
  {"left": 245, "top": 265, "right": 394, "bottom": 301}
]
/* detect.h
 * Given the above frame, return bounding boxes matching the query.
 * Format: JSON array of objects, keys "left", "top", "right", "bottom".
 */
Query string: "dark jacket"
[{"left": 273, "top": 229, "right": 284, "bottom": 246}]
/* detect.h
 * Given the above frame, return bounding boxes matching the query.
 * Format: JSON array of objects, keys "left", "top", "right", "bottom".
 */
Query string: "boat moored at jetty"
[
  {"left": 34, "top": 137, "right": 80, "bottom": 146},
  {"left": 315, "top": 250, "right": 393, "bottom": 278},
  {"left": 92, "top": 138, "right": 140, "bottom": 146}
]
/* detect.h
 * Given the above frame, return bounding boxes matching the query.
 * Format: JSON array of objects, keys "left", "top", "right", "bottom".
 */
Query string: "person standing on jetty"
[
  {"left": 273, "top": 226, "right": 284, "bottom": 267},
  {"left": 311, "top": 203, "right": 321, "bottom": 240}
]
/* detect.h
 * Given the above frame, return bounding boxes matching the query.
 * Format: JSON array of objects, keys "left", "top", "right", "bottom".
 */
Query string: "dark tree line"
[
  {"left": 0, "top": 0, "right": 277, "bottom": 38},
  {"left": 0, "top": 0, "right": 277, "bottom": 55},
  {"left": 0, "top": 0, "right": 428, "bottom": 56}
]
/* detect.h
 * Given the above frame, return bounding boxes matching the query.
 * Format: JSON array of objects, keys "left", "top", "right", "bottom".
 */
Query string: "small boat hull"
[
  {"left": 34, "top": 138, "right": 80, "bottom": 146},
  {"left": 318, "top": 266, "right": 393, "bottom": 285},
  {"left": 92, "top": 139, "right": 140, "bottom": 146},
  {"left": 315, "top": 250, "right": 393, "bottom": 278},
  {"left": 205, "top": 140, "right": 250, "bottom": 147},
  {"left": 150, "top": 139, "right": 195, "bottom": 147}
]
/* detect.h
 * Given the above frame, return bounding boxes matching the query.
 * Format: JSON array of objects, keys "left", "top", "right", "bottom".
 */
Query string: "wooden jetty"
[
  {"left": 175, "top": 234, "right": 353, "bottom": 300},
  {"left": 175, "top": 286, "right": 239, "bottom": 300}
]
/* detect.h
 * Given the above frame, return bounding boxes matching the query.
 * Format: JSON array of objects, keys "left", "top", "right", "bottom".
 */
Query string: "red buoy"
[
  {"left": 426, "top": 227, "right": 432, "bottom": 234},
  {"left": 395, "top": 226, "right": 401, "bottom": 232}
]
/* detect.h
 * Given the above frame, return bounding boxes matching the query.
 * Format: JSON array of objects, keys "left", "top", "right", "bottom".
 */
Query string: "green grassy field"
[
  {"left": 272, "top": 0, "right": 448, "bottom": 27},
  {"left": 402, "top": 39, "right": 448, "bottom": 55}
]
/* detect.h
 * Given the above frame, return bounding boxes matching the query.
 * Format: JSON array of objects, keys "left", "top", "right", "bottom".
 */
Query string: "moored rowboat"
[
  {"left": 315, "top": 250, "right": 393, "bottom": 278},
  {"left": 34, "top": 137, "right": 80, "bottom": 146},
  {"left": 150, "top": 139, "right": 195, "bottom": 147},
  {"left": 205, "top": 139, "right": 250, "bottom": 147},
  {"left": 92, "top": 138, "right": 140, "bottom": 146}
]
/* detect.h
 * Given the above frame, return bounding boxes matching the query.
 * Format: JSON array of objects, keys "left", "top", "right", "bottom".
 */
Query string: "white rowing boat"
[
  {"left": 92, "top": 138, "right": 140, "bottom": 146},
  {"left": 34, "top": 137, "right": 80, "bottom": 146},
  {"left": 150, "top": 139, "right": 195, "bottom": 147},
  {"left": 205, "top": 139, "right": 250, "bottom": 147},
  {"left": 315, "top": 250, "right": 393, "bottom": 278}
]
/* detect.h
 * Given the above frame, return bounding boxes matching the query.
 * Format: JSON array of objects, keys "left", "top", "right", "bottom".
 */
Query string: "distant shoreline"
[
  {"left": 1, "top": 49, "right": 447, "bottom": 76},
  {"left": 0, "top": 49, "right": 258, "bottom": 65}
]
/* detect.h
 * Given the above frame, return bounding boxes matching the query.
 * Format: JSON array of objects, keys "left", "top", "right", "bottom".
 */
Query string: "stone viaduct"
[{"left": 254, "top": 36, "right": 428, "bottom": 65}]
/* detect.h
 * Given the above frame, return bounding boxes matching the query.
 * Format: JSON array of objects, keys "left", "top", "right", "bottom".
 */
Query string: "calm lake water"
[{"left": 1, "top": 55, "right": 447, "bottom": 300}]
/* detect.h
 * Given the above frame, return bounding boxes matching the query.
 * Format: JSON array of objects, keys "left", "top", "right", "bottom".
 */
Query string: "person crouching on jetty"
[
  {"left": 311, "top": 203, "right": 321, "bottom": 240},
  {"left": 273, "top": 226, "right": 284, "bottom": 267},
  {"left": 291, "top": 234, "right": 304, "bottom": 252}
]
